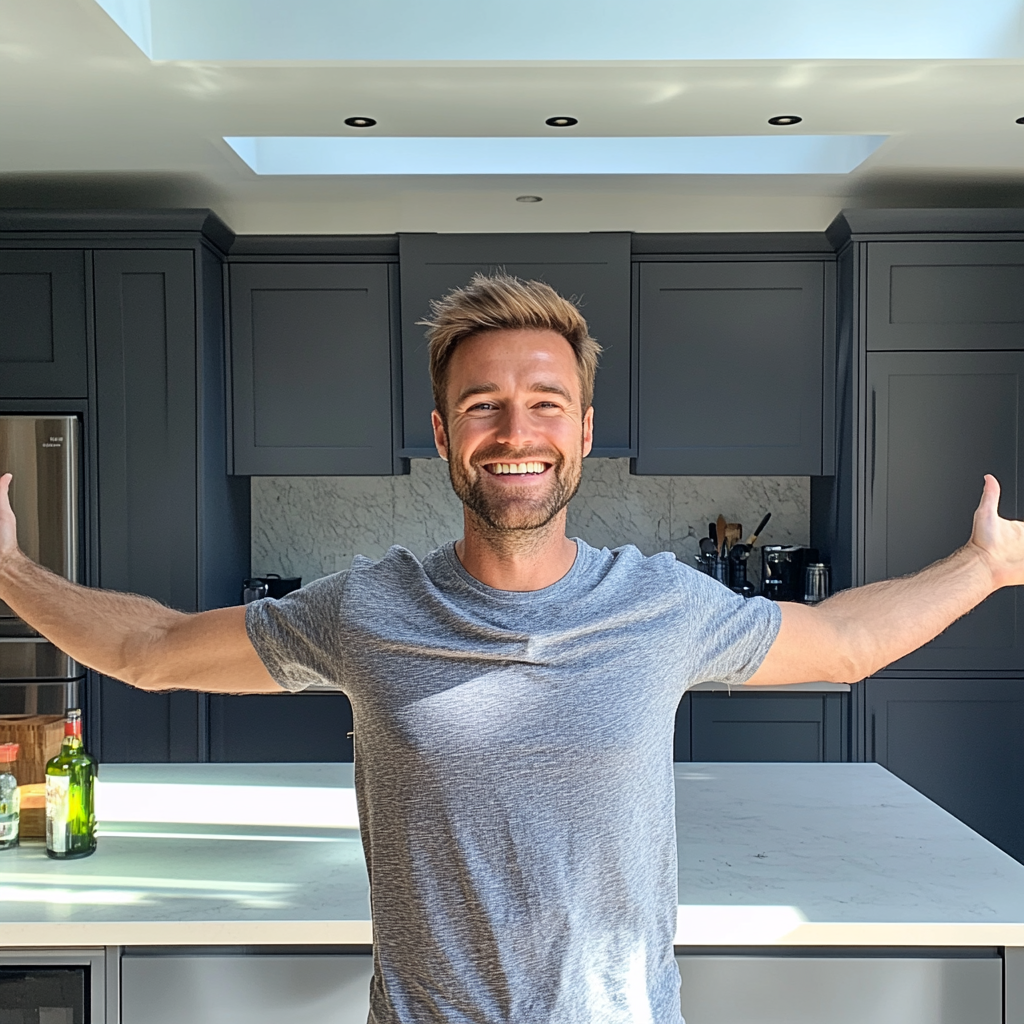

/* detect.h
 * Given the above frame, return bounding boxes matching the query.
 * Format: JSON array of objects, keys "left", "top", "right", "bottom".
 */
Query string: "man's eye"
[{"left": 469, "top": 402, "right": 496, "bottom": 412}]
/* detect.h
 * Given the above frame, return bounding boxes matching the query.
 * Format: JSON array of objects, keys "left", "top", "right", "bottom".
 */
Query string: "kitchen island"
[{"left": 1, "top": 761, "right": 1023, "bottom": 1023}]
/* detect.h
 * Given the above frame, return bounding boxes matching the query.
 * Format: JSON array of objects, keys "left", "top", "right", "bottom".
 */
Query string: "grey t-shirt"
[{"left": 246, "top": 540, "right": 781, "bottom": 1024}]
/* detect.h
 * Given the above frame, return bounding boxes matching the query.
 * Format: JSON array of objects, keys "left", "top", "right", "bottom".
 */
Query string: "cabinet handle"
[{"left": 868, "top": 387, "right": 877, "bottom": 502}]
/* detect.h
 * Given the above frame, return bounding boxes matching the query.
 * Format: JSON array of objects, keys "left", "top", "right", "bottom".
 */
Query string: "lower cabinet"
[
  {"left": 864, "top": 675, "right": 1024, "bottom": 862},
  {"left": 209, "top": 692, "right": 355, "bottom": 762},
  {"left": 119, "top": 949, "right": 1003, "bottom": 1024},
  {"left": 676, "top": 691, "right": 847, "bottom": 763},
  {"left": 121, "top": 953, "right": 373, "bottom": 1024},
  {"left": 675, "top": 952, "right": 1001, "bottom": 1024}
]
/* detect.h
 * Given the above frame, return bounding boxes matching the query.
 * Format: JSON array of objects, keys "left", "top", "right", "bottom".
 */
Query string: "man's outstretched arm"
[
  {"left": 747, "top": 474, "right": 1023, "bottom": 686},
  {"left": 0, "top": 472, "right": 280, "bottom": 694}
]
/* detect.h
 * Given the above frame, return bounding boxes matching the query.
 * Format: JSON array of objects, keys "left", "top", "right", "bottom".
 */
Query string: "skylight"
[
  {"left": 95, "top": 0, "right": 1023, "bottom": 61},
  {"left": 223, "top": 135, "right": 888, "bottom": 176}
]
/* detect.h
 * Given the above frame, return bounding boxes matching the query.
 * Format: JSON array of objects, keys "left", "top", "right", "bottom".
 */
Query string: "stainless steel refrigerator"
[{"left": 0, "top": 415, "right": 82, "bottom": 710}]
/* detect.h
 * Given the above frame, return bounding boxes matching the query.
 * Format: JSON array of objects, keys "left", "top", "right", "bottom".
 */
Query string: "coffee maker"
[{"left": 760, "top": 546, "right": 819, "bottom": 603}]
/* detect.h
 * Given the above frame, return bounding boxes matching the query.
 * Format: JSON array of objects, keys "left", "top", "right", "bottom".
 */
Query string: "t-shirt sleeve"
[
  {"left": 674, "top": 564, "right": 783, "bottom": 689},
  {"left": 245, "top": 572, "right": 351, "bottom": 693}
]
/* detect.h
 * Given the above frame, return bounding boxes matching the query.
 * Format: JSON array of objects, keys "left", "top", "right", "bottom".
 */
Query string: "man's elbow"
[
  {"left": 116, "top": 624, "right": 180, "bottom": 691},
  {"left": 820, "top": 620, "right": 878, "bottom": 684}
]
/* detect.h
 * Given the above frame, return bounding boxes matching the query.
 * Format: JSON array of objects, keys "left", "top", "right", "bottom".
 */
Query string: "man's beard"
[{"left": 447, "top": 442, "right": 584, "bottom": 533}]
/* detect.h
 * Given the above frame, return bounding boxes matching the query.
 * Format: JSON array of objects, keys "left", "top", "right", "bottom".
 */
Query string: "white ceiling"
[{"left": 4, "top": 0, "right": 1024, "bottom": 235}]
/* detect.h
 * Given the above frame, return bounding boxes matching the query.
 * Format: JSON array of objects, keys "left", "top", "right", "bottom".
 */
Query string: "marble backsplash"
[{"left": 251, "top": 459, "right": 810, "bottom": 586}]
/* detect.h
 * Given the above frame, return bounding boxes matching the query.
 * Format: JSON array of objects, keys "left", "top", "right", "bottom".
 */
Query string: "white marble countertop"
[{"left": 2, "top": 761, "right": 1024, "bottom": 948}]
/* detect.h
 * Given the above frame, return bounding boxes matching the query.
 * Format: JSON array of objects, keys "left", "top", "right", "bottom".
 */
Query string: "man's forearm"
[
  {"left": 0, "top": 549, "right": 184, "bottom": 688},
  {"left": 818, "top": 542, "right": 996, "bottom": 680}
]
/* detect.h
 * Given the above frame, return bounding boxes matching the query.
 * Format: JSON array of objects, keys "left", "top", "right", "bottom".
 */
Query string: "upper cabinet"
[
  {"left": 867, "top": 241, "right": 1024, "bottom": 351},
  {"left": 634, "top": 259, "right": 830, "bottom": 475},
  {"left": 0, "top": 249, "right": 88, "bottom": 398},
  {"left": 398, "top": 233, "right": 632, "bottom": 458},
  {"left": 228, "top": 262, "right": 400, "bottom": 475}
]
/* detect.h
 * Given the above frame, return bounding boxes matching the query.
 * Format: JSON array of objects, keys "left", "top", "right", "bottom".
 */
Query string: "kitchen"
[{"left": 3, "top": 1, "right": 1024, "bottom": 1022}]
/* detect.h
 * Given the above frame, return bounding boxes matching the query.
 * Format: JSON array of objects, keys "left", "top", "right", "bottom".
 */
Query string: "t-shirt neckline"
[{"left": 435, "top": 538, "right": 588, "bottom": 601}]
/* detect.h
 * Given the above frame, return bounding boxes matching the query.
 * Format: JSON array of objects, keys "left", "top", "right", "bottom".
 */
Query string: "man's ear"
[
  {"left": 582, "top": 406, "right": 594, "bottom": 459},
  {"left": 431, "top": 409, "right": 449, "bottom": 462}
]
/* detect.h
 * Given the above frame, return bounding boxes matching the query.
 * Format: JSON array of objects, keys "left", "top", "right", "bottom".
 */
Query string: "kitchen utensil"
[
  {"left": 804, "top": 563, "right": 830, "bottom": 605},
  {"left": 746, "top": 512, "right": 772, "bottom": 546},
  {"left": 728, "top": 544, "right": 755, "bottom": 598},
  {"left": 725, "top": 523, "right": 742, "bottom": 549},
  {"left": 716, "top": 515, "right": 727, "bottom": 555},
  {"left": 699, "top": 537, "right": 716, "bottom": 556},
  {"left": 711, "top": 556, "right": 729, "bottom": 585}
]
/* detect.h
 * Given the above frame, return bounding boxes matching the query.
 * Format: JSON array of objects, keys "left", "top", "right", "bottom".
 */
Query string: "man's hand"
[
  {"left": 0, "top": 469, "right": 279, "bottom": 694},
  {"left": 0, "top": 473, "right": 20, "bottom": 573},
  {"left": 966, "top": 474, "right": 1024, "bottom": 590},
  {"left": 748, "top": 475, "right": 1013, "bottom": 686}
]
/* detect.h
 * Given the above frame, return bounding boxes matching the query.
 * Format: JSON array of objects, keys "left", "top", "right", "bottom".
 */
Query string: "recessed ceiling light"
[
  {"left": 545, "top": 116, "right": 578, "bottom": 128},
  {"left": 1016, "top": 116, "right": 1024, "bottom": 124},
  {"left": 516, "top": 195, "right": 543, "bottom": 203},
  {"left": 768, "top": 115, "right": 802, "bottom": 126},
  {"left": 344, "top": 116, "right": 377, "bottom": 128}
]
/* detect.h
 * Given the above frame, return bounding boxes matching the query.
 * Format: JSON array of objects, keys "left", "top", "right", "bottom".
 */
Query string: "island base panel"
[
  {"left": 676, "top": 953, "right": 1002, "bottom": 1024},
  {"left": 120, "top": 953, "right": 374, "bottom": 1024}
]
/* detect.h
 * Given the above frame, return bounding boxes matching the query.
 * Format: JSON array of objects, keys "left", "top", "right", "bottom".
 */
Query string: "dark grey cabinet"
[
  {"left": 635, "top": 260, "right": 827, "bottom": 474},
  {"left": 827, "top": 210, "right": 1024, "bottom": 866},
  {"left": 229, "top": 262, "right": 399, "bottom": 475},
  {"left": 867, "top": 241, "right": 1024, "bottom": 351},
  {"left": 93, "top": 246, "right": 249, "bottom": 762},
  {"left": 398, "top": 233, "right": 632, "bottom": 457},
  {"left": 209, "top": 692, "right": 354, "bottom": 762},
  {"left": 675, "top": 691, "right": 847, "bottom": 763},
  {"left": 0, "top": 250, "right": 88, "bottom": 398},
  {"left": 864, "top": 676, "right": 1024, "bottom": 862},
  {"left": 865, "top": 350, "right": 1024, "bottom": 670}
]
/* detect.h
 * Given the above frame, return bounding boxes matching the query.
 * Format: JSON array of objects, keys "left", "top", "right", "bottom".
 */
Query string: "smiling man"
[{"left": 2, "top": 273, "right": 1024, "bottom": 1024}]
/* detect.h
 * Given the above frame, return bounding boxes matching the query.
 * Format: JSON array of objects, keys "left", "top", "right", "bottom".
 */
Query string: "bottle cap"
[
  {"left": 0, "top": 743, "right": 19, "bottom": 763},
  {"left": 65, "top": 708, "right": 83, "bottom": 738}
]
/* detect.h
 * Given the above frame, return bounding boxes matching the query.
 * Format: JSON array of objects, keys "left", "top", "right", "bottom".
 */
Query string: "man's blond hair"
[{"left": 421, "top": 272, "right": 601, "bottom": 419}]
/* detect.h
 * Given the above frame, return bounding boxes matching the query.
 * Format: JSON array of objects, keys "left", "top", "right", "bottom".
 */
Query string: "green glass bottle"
[{"left": 45, "top": 709, "right": 97, "bottom": 859}]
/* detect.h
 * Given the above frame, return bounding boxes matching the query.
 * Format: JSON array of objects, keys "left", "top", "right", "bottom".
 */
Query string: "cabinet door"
[
  {"left": 866, "top": 351, "right": 1024, "bottom": 670},
  {"left": 685, "top": 691, "right": 845, "bottom": 762},
  {"left": 230, "top": 263, "right": 397, "bottom": 475},
  {"left": 209, "top": 692, "right": 354, "bottom": 762},
  {"left": 867, "top": 241, "right": 1024, "bottom": 351},
  {"left": 399, "top": 233, "right": 632, "bottom": 457},
  {"left": 865, "top": 676, "right": 1024, "bottom": 862},
  {"left": 635, "top": 261, "right": 825, "bottom": 474},
  {"left": 0, "top": 250, "right": 87, "bottom": 397},
  {"left": 122, "top": 955, "right": 373, "bottom": 1024},
  {"left": 93, "top": 250, "right": 203, "bottom": 762}
]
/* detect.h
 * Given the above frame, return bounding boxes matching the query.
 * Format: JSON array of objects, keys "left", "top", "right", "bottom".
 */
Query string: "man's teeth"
[{"left": 487, "top": 462, "right": 547, "bottom": 475}]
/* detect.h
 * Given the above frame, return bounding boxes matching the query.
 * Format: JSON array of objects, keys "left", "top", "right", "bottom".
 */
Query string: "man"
[{"left": 0, "top": 273, "right": 1022, "bottom": 1024}]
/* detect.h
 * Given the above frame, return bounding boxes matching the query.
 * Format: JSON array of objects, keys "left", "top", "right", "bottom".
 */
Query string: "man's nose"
[{"left": 494, "top": 404, "right": 536, "bottom": 446}]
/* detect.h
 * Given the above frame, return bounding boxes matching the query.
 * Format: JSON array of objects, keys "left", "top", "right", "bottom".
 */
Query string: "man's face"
[{"left": 431, "top": 329, "right": 594, "bottom": 533}]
